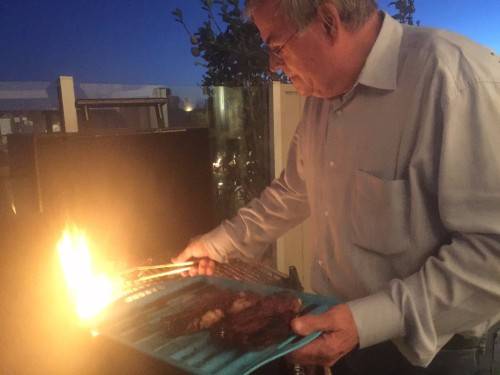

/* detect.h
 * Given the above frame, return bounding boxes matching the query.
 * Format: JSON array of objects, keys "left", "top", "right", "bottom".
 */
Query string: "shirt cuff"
[
  {"left": 347, "top": 291, "right": 405, "bottom": 348},
  {"left": 199, "top": 224, "right": 235, "bottom": 263}
]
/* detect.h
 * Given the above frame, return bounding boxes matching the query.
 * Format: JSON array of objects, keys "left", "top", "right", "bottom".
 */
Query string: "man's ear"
[{"left": 317, "top": 2, "right": 340, "bottom": 42}]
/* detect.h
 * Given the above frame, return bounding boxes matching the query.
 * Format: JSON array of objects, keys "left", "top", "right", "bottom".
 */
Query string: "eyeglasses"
[{"left": 264, "top": 29, "right": 300, "bottom": 61}]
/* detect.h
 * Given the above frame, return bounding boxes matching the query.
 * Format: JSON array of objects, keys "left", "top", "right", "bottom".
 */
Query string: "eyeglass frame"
[{"left": 264, "top": 28, "right": 301, "bottom": 61}]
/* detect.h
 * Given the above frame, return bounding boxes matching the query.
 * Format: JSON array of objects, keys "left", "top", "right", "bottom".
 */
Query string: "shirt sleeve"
[
  {"left": 349, "top": 80, "right": 500, "bottom": 366},
  {"left": 200, "top": 120, "right": 311, "bottom": 262}
]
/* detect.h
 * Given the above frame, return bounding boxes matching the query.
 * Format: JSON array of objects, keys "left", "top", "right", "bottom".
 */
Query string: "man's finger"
[
  {"left": 171, "top": 248, "right": 193, "bottom": 264},
  {"left": 198, "top": 258, "right": 209, "bottom": 275},
  {"left": 289, "top": 332, "right": 351, "bottom": 367},
  {"left": 188, "top": 266, "right": 199, "bottom": 277},
  {"left": 292, "top": 311, "right": 333, "bottom": 336},
  {"left": 292, "top": 304, "right": 357, "bottom": 337},
  {"left": 172, "top": 242, "right": 208, "bottom": 264},
  {"left": 206, "top": 260, "right": 215, "bottom": 276},
  {"left": 288, "top": 335, "right": 335, "bottom": 366}
]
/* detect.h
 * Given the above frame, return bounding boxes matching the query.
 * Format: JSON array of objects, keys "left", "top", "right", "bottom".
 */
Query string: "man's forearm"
[
  {"left": 348, "top": 232, "right": 500, "bottom": 367},
  {"left": 201, "top": 175, "right": 310, "bottom": 261}
]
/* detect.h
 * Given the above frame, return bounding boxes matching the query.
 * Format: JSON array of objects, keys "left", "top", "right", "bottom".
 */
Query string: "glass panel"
[
  {"left": 208, "top": 85, "right": 272, "bottom": 222},
  {"left": 0, "top": 80, "right": 62, "bottom": 139},
  {"left": 76, "top": 106, "right": 157, "bottom": 131},
  {"left": 0, "top": 81, "right": 61, "bottom": 216},
  {"left": 75, "top": 82, "right": 170, "bottom": 131},
  {"left": 167, "top": 86, "right": 209, "bottom": 129},
  {"left": 73, "top": 84, "right": 210, "bottom": 131}
]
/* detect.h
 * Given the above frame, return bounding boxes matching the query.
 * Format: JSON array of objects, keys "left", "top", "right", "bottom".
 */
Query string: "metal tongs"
[{"left": 120, "top": 261, "right": 196, "bottom": 286}]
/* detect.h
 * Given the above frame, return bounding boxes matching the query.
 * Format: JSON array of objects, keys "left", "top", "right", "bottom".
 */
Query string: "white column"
[
  {"left": 271, "top": 82, "right": 287, "bottom": 274},
  {"left": 58, "top": 76, "right": 79, "bottom": 133},
  {"left": 271, "top": 82, "right": 312, "bottom": 290}
]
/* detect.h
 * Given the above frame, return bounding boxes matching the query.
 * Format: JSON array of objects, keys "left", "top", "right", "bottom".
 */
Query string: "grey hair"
[{"left": 246, "top": 0, "right": 378, "bottom": 31}]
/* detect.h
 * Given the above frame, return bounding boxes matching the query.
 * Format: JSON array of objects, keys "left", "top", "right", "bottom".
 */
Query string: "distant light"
[
  {"left": 182, "top": 98, "right": 194, "bottom": 112},
  {"left": 52, "top": 123, "right": 61, "bottom": 132},
  {"left": 213, "top": 157, "right": 222, "bottom": 168}
]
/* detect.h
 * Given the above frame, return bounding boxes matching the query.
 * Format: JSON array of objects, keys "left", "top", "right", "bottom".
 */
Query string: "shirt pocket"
[{"left": 350, "top": 170, "right": 411, "bottom": 255}]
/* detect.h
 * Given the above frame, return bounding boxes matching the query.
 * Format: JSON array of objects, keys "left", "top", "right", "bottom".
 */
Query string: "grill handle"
[{"left": 285, "top": 266, "right": 304, "bottom": 291}]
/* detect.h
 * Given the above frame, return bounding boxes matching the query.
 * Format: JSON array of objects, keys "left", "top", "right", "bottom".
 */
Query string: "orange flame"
[{"left": 57, "top": 228, "right": 122, "bottom": 321}]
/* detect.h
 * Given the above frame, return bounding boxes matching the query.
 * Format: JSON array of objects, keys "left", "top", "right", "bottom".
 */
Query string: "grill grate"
[
  {"left": 122, "top": 258, "right": 298, "bottom": 295},
  {"left": 214, "top": 259, "right": 289, "bottom": 286}
]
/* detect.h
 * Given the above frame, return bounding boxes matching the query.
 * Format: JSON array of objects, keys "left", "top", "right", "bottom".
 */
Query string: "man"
[{"left": 174, "top": 0, "right": 500, "bottom": 373}]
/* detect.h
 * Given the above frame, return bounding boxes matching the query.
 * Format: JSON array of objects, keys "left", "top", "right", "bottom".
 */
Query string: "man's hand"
[
  {"left": 171, "top": 238, "right": 216, "bottom": 276},
  {"left": 288, "top": 304, "right": 359, "bottom": 367}
]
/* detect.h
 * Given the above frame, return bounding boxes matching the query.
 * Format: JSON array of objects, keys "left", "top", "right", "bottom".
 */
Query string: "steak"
[
  {"left": 212, "top": 292, "right": 302, "bottom": 349},
  {"left": 160, "top": 287, "right": 260, "bottom": 337},
  {"left": 160, "top": 287, "right": 302, "bottom": 349}
]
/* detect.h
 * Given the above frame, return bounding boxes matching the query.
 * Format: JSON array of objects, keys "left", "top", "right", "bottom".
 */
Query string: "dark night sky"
[{"left": 1, "top": 0, "right": 499, "bottom": 87}]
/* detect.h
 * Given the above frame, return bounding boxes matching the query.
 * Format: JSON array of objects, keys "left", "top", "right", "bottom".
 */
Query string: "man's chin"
[{"left": 290, "top": 79, "right": 311, "bottom": 97}]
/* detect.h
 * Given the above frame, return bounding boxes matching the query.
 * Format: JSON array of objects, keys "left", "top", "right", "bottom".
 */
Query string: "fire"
[{"left": 57, "top": 228, "right": 122, "bottom": 321}]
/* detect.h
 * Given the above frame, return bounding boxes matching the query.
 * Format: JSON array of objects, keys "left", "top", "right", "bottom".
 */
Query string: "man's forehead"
[
  {"left": 251, "top": 0, "right": 294, "bottom": 41},
  {"left": 249, "top": 0, "right": 281, "bottom": 15}
]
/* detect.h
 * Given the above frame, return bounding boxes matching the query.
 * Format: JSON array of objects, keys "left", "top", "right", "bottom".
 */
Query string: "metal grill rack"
[{"left": 122, "top": 258, "right": 303, "bottom": 296}]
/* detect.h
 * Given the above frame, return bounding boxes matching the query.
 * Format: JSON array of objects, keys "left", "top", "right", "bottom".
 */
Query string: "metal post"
[{"left": 155, "top": 87, "right": 170, "bottom": 128}]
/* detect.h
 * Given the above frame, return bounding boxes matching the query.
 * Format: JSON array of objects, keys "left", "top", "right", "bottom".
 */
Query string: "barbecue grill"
[
  {"left": 0, "top": 215, "right": 319, "bottom": 375},
  {"left": 1, "top": 129, "right": 322, "bottom": 374}
]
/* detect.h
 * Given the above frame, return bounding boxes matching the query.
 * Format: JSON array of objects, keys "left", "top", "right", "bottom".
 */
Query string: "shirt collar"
[{"left": 357, "top": 12, "right": 403, "bottom": 91}]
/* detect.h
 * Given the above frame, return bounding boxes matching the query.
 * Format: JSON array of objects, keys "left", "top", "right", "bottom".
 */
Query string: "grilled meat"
[
  {"left": 229, "top": 292, "right": 261, "bottom": 314},
  {"left": 213, "top": 292, "right": 302, "bottom": 349},
  {"left": 160, "top": 287, "right": 302, "bottom": 349},
  {"left": 160, "top": 287, "right": 260, "bottom": 337},
  {"left": 161, "top": 286, "right": 237, "bottom": 336}
]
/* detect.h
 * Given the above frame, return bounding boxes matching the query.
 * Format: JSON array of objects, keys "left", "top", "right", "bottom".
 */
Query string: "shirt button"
[
  {"left": 329, "top": 161, "right": 335, "bottom": 168},
  {"left": 318, "top": 259, "right": 324, "bottom": 266},
  {"left": 336, "top": 109, "right": 343, "bottom": 115},
  {"left": 324, "top": 210, "right": 329, "bottom": 217}
]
